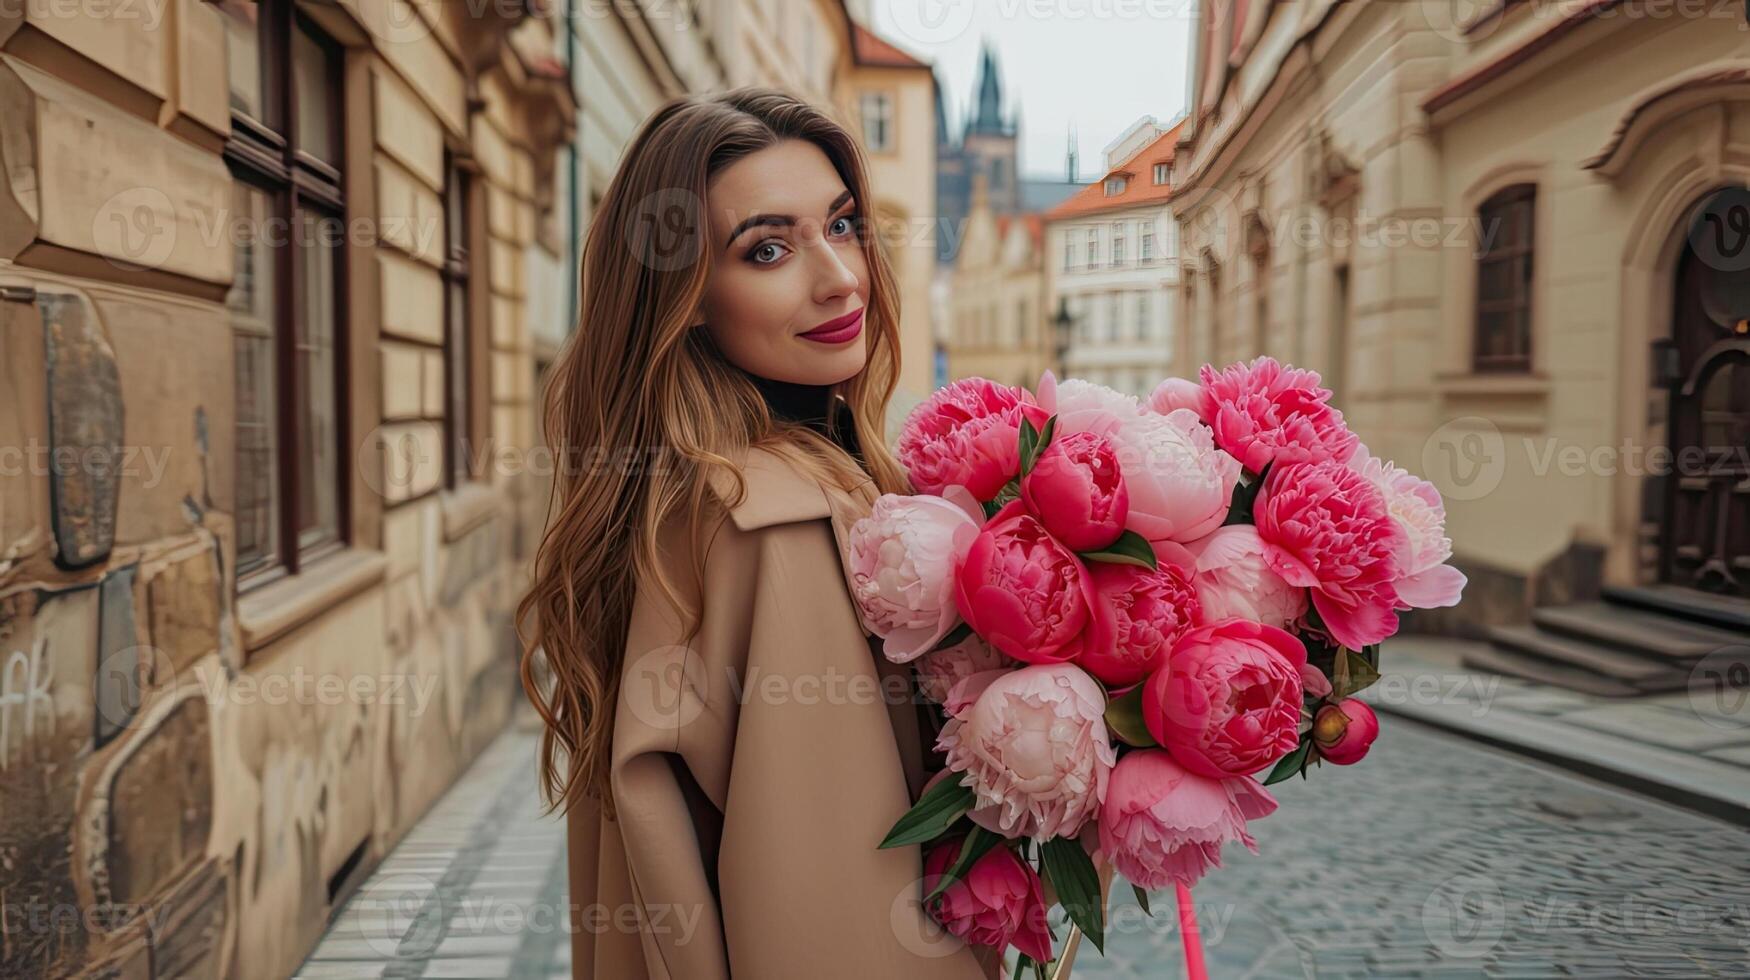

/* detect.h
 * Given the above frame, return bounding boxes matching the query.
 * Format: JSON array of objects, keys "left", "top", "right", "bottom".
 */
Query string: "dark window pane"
[
  {"left": 293, "top": 26, "right": 337, "bottom": 165},
  {"left": 1474, "top": 185, "right": 1536, "bottom": 372},
  {"left": 227, "top": 183, "right": 279, "bottom": 575},
  {"left": 295, "top": 209, "right": 341, "bottom": 546},
  {"left": 219, "top": 1, "right": 268, "bottom": 124}
]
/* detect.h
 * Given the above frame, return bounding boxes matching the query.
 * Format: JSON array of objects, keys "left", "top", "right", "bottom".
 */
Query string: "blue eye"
[{"left": 830, "top": 214, "right": 857, "bottom": 237}]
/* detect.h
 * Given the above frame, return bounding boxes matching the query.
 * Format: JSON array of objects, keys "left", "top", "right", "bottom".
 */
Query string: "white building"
[{"left": 1043, "top": 118, "right": 1185, "bottom": 396}]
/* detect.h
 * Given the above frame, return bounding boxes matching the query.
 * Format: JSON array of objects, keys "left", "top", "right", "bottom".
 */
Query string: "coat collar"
[
  {"left": 708, "top": 443, "right": 877, "bottom": 532},
  {"left": 708, "top": 443, "right": 882, "bottom": 638}
]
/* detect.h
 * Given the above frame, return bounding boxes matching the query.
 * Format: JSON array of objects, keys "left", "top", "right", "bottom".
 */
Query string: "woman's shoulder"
[{"left": 704, "top": 441, "right": 873, "bottom": 533}]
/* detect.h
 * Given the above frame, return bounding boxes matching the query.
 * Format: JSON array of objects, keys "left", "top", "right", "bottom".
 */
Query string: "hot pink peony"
[
  {"left": 922, "top": 839, "right": 1054, "bottom": 963},
  {"left": 1184, "top": 525, "right": 1308, "bottom": 630},
  {"left": 1097, "top": 750, "right": 1277, "bottom": 890},
  {"left": 897, "top": 378, "right": 1049, "bottom": 499},
  {"left": 846, "top": 488, "right": 985, "bottom": 663},
  {"left": 1254, "top": 460, "right": 1408, "bottom": 651},
  {"left": 937, "top": 664, "right": 1116, "bottom": 843},
  {"left": 953, "top": 499, "right": 1096, "bottom": 664},
  {"left": 1146, "top": 377, "right": 1208, "bottom": 422},
  {"left": 1106, "top": 409, "right": 1242, "bottom": 544},
  {"left": 1020, "top": 431, "right": 1129, "bottom": 551},
  {"left": 1350, "top": 447, "right": 1467, "bottom": 611},
  {"left": 1198, "top": 357, "right": 1359, "bottom": 474},
  {"left": 1142, "top": 619, "right": 1308, "bottom": 778},
  {"left": 1312, "top": 698, "right": 1379, "bottom": 765},
  {"left": 1072, "top": 560, "right": 1201, "bottom": 687},
  {"left": 915, "top": 634, "right": 1012, "bottom": 705}
]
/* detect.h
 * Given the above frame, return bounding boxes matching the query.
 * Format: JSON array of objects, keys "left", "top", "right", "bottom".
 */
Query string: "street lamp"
[{"left": 1052, "top": 296, "right": 1076, "bottom": 376}]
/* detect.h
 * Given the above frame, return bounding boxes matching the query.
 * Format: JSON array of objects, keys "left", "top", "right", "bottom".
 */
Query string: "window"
[
  {"left": 860, "top": 92, "right": 893, "bottom": 152},
  {"left": 1474, "top": 185, "right": 1535, "bottom": 372},
  {"left": 1137, "top": 293, "right": 1151, "bottom": 340},
  {"left": 222, "top": 0, "right": 346, "bottom": 584},
  {"left": 1112, "top": 223, "right": 1126, "bottom": 264},
  {"left": 1141, "top": 225, "right": 1155, "bottom": 263},
  {"left": 1104, "top": 176, "right": 1128, "bottom": 196},
  {"left": 444, "top": 154, "right": 474, "bottom": 486},
  {"left": 1086, "top": 229, "right": 1099, "bottom": 269},
  {"left": 1108, "top": 292, "right": 1122, "bottom": 342},
  {"left": 1154, "top": 162, "right": 1170, "bottom": 185},
  {"left": 1017, "top": 298, "right": 1029, "bottom": 346},
  {"left": 1063, "top": 238, "right": 1074, "bottom": 272}
]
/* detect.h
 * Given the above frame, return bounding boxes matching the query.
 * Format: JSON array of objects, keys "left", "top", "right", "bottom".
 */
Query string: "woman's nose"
[{"left": 808, "top": 235, "right": 859, "bottom": 304}]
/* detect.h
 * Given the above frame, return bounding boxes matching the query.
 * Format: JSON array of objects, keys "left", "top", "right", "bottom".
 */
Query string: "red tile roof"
[
  {"left": 853, "top": 24, "right": 930, "bottom": 68},
  {"left": 1045, "top": 121, "right": 1183, "bottom": 219},
  {"left": 996, "top": 213, "right": 1045, "bottom": 249}
]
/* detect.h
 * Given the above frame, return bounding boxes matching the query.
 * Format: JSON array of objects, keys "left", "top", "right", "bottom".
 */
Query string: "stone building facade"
[
  {"left": 1172, "top": 0, "right": 1750, "bottom": 629},
  {"left": 0, "top": 2, "right": 572, "bottom": 977}
]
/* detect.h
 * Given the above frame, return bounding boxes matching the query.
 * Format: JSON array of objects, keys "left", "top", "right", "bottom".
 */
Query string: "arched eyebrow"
[{"left": 724, "top": 189, "right": 855, "bottom": 250}]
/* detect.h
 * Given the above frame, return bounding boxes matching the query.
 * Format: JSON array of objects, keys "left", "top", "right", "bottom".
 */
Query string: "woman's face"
[{"left": 696, "top": 138, "right": 870, "bottom": 386}]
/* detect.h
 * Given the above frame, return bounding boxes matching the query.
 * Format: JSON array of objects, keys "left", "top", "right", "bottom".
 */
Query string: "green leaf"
[
  {"left": 1103, "top": 684, "right": 1159, "bottom": 748},
  {"left": 929, "top": 622, "right": 974, "bottom": 654},
  {"left": 1222, "top": 462, "right": 1272, "bottom": 527},
  {"left": 1040, "top": 836, "right": 1105, "bottom": 955},
  {"left": 1014, "top": 952, "right": 1033, "bottom": 977},
  {"left": 1332, "top": 648, "right": 1381, "bottom": 700},
  {"left": 1078, "top": 529, "right": 1158, "bottom": 570},
  {"left": 1037, "top": 415, "right": 1058, "bottom": 455},
  {"left": 879, "top": 776, "right": 975, "bottom": 849},
  {"left": 1263, "top": 738, "right": 1312, "bottom": 786},
  {"left": 1019, "top": 417, "right": 1040, "bottom": 474},
  {"left": 1132, "top": 882, "right": 1153, "bottom": 917},
  {"left": 924, "top": 826, "right": 1003, "bottom": 903}
]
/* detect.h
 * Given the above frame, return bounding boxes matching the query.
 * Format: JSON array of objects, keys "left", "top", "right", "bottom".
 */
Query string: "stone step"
[
  {"left": 1531, "top": 602, "right": 1746, "bottom": 664},
  {"left": 1485, "top": 625, "right": 1690, "bottom": 688},
  {"left": 1603, "top": 584, "right": 1750, "bottom": 632},
  {"left": 1461, "top": 643, "right": 1642, "bottom": 698}
]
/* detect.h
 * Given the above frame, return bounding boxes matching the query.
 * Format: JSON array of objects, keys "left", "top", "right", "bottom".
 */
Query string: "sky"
[{"left": 869, "top": 0, "right": 1196, "bottom": 182}]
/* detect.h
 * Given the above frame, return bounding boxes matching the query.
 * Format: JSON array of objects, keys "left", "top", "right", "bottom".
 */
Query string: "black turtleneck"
[{"left": 747, "top": 373, "right": 865, "bottom": 467}]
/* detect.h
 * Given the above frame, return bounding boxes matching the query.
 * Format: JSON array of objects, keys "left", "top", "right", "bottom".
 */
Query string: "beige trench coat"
[{"left": 566, "top": 443, "right": 1006, "bottom": 980}]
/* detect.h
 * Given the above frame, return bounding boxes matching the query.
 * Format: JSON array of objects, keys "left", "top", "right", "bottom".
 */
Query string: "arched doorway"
[{"left": 1657, "top": 186, "right": 1750, "bottom": 598}]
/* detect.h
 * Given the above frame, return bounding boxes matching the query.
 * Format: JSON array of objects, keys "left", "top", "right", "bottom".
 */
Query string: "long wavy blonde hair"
[{"left": 517, "top": 88, "right": 914, "bottom": 820}]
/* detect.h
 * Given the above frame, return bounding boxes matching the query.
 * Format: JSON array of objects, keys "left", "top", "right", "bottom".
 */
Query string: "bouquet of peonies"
[{"left": 843, "top": 357, "right": 1466, "bottom": 978}]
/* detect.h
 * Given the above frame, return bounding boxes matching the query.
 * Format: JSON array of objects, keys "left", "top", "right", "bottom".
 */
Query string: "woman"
[{"left": 517, "top": 89, "right": 1003, "bottom": 979}]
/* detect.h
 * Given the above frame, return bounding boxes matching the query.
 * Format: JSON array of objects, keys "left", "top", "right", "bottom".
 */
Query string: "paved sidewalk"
[
  {"left": 296, "top": 719, "right": 570, "bottom": 979},
  {"left": 1370, "top": 637, "right": 1750, "bottom": 826}
]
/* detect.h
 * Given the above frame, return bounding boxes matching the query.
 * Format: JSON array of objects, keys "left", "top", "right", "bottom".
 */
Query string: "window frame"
[
  {"left": 1472, "top": 184, "right": 1537, "bottom": 373},
  {"left": 223, "top": 1, "right": 349, "bottom": 589},
  {"left": 860, "top": 91, "right": 893, "bottom": 153},
  {"left": 443, "top": 152, "right": 475, "bottom": 488}
]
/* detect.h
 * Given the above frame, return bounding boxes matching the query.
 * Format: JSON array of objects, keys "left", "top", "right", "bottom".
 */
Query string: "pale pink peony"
[
  {"left": 953, "top": 499, "right": 1096, "bottom": 664},
  {"left": 1198, "top": 357, "right": 1359, "bottom": 474},
  {"left": 1106, "top": 409, "right": 1242, "bottom": 544},
  {"left": 845, "top": 488, "right": 985, "bottom": 663},
  {"left": 1146, "top": 377, "right": 1208, "bottom": 422},
  {"left": 1020, "top": 431, "right": 1129, "bottom": 551},
  {"left": 1072, "top": 560, "right": 1201, "bottom": 688},
  {"left": 1350, "top": 447, "right": 1467, "bottom": 610},
  {"left": 897, "top": 378, "right": 1049, "bottom": 499},
  {"left": 1097, "top": 750, "right": 1277, "bottom": 890},
  {"left": 1184, "top": 525, "right": 1308, "bottom": 630},
  {"left": 937, "top": 664, "right": 1117, "bottom": 843},
  {"left": 923, "top": 839, "right": 1053, "bottom": 963},
  {"left": 1254, "top": 460, "right": 1407, "bottom": 651},
  {"left": 1312, "top": 698, "right": 1379, "bottom": 765},
  {"left": 1035, "top": 374, "right": 1143, "bottom": 439},
  {"left": 915, "top": 634, "right": 1012, "bottom": 704},
  {"left": 1142, "top": 619, "right": 1307, "bottom": 778}
]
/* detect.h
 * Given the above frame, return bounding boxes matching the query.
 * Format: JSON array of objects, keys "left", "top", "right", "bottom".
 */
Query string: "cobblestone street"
[{"left": 301, "top": 713, "right": 1750, "bottom": 979}]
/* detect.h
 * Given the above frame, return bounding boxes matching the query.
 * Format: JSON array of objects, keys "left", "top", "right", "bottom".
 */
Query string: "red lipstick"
[{"left": 799, "top": 308, "right": 864, "bottom": 344}]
